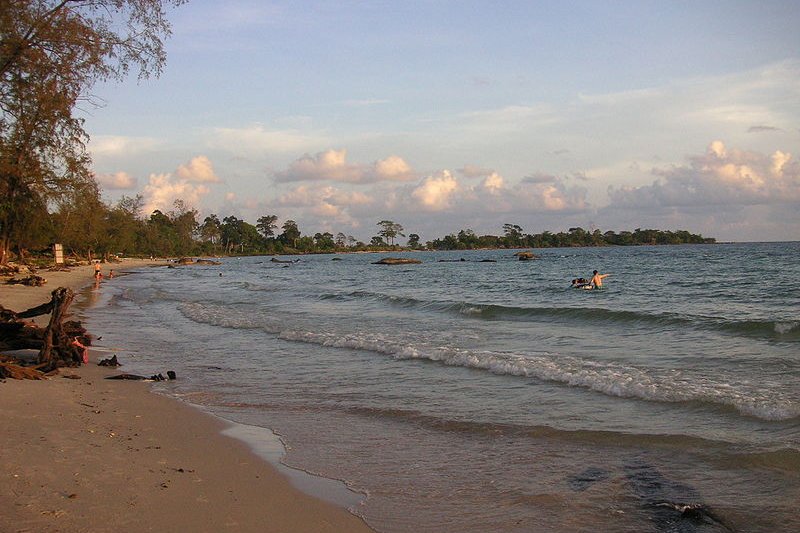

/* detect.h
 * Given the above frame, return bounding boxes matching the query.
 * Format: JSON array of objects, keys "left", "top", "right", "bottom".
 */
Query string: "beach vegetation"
[{"left": 0, "top": 0, "right": 186, "bottom": 264}]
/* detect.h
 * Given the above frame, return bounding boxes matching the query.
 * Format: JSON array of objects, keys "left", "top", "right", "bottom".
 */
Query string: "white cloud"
[
  {"left": 142, "top": 174, "right": 210, "bottom": 215},
  {"left": 608, "top": 141, "right": 800, "bottom": 209},
  {"left": 275, "top": 149, "right": 416, "bottom": 183},
  {"left": 96, "top": 171, "right": 137, "bottom": 190},
  {"left": 405, "top": 169, "right": 587, "bottom": 214},
  {"left": 209, "top": 124, "right": 329, "bottom": 156},
  {"left": 411, "top": 170, "right": 460, "bottom": 210},
  {"left": 88, "top": 135, "right": 158, "bottom": 156},
  {"left": 276, "top": 149, "right": 362, "bottom": 182},
  {"left": 176, "top": 155, "right": 220, "bottom": 183},
  {"left": 272, "top": 184, "right": 375, "bottom": 227},
  {"left": 374, "top": 155, "right": 415, "bottom": 181},
  {"left": 481, "top": 172, "right": 504, "bottom": 194},
  {"left": 140, "top": 156, "right": 221, "bottom": 215}
]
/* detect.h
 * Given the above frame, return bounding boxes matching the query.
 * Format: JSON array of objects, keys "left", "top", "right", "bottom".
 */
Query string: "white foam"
[{"left": 178, "top": 302, "right": 799, "bottom": 422}]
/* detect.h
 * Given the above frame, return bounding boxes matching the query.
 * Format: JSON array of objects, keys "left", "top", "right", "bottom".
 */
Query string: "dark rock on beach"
[
  {"left": 174, "top": 257, "right": 221, "bottom": 266},
  {"left": 98, "top": 354, "right": 120, "bottom": 367},
  {"left": 624, "top": 461, "right": 733, "bottom": 532}
]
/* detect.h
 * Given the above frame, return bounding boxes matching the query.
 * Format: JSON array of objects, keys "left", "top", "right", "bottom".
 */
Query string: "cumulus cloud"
[
  {"left": 412, "top": 171, "right": 460, "bottom": 210},
  {"left": 88, "top": 135, "right": 158, "bottom": 156},
  {"left": 142, "top": 174, "right": 210, "bottom": 215},
  {"left": 176, "top": 155, "right": 220, "bottom": 183},
  {"left": 276, "top": 149, "right": 361, "bottom": 182},
  {"left": 608, "top": 141, "right": 800, "bottom": 209},
  {"left": 374, "top": 155, "right": 415, "bottom": 181},
  {"left": 273, "top": 184, "right": 375, "bottom": 226},
  {"left": 481, "top": 172, "right": 505, "bottom": 194},
  {"left": 96, "top": 171, "right": 137, "bottom": 190},
  {"left": 404, "top": 169, "right": 588, "bottom": 214},
  {"left": 275, "top": 149, "right": 416, "bottom": 183},
  {"left": 140, "top": 156, "right": 220, "bottom": 215}
]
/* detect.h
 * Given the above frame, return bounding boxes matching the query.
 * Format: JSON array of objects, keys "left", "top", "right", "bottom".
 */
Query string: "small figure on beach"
[
  {"left": 93, "top": 261, "right": 101, "bottom": 279},
  {"left": 591, "top": 270, "right": 609, "bottom": 288},
  {"left": 109, "top": 269, "right": 114, "bottom": 278},
  {"left": 71, "top": 337, "right": 89, "bottom": 364}
]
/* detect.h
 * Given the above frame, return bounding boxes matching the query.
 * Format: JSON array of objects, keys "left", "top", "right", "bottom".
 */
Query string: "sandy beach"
[{"left": 0, "top": 260, "right": 373, "bottom": 533}]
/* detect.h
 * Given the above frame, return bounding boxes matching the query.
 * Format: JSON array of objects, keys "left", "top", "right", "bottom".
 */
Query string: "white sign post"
[{"left": 54, "top": 243, "right": 64, "bottom": 265}]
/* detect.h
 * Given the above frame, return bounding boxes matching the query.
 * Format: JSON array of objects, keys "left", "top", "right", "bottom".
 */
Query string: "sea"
[{"left": 84, "top": 242, "right": 799, "bottom": 533}]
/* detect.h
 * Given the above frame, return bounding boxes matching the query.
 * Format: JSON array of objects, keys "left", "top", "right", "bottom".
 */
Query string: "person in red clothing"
[{"left": 71, "top": 337, "right": 89, "bottom": 364}]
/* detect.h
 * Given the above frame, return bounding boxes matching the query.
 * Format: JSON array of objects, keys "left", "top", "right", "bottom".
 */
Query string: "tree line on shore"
[{"left": 4, "top": 193, "right": 715, "bottom": 263}]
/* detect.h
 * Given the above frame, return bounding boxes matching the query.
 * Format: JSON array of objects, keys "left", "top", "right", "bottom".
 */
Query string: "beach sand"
[{"left": 0, "top": 260, "right": 373, "bottom": 533}]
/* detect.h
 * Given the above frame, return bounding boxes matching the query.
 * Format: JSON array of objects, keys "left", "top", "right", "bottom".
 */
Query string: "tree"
[
  {"left": 220, "top": 215, "right": 243, "bottom": 254},
  {"left": 502, "top": 223, "right": 524, "bottom": 247},
  {"left": 313, "top": 232, "right": 335, "bottom": 250},
  {"left": 279, "top": 219, "right": 300, "bottom": 248},
  {"left": 168, "top": 200, "right": 198, "bottom": 256},
  {"left": 377, "top": 220, "right": 404, "bottom": 246},
  {"left": 51, "top": 180, "right": 110, "bottom": 260},
  {"left": 0, "top": 0, "right": 185, "bottom": 264},
  {"left": 199, "top": 214, "right": 221, "bottom": 249},
  {"left": 407, "top": 233, "right": 420, "bottom": 248},
  {"left": 256, "top": 215, "right": 278, "bottom": 239},
  {"left": 106, "top": 195, "right": 145, "bottom": 256}
]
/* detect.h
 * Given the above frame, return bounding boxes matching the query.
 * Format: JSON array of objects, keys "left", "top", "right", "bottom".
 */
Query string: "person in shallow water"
[{"left": 591, "top": 270, "right": 610, "bottom": 288}]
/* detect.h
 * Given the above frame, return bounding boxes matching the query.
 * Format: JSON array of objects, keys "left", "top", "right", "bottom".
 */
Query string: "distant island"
[{"left": 423, "top": 227, "right": 714, "bottom": 251}]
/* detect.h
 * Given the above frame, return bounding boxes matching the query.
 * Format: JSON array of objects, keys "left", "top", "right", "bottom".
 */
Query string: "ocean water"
[{"left": 85, "top": 243, "right": 800, "bottom": 532}]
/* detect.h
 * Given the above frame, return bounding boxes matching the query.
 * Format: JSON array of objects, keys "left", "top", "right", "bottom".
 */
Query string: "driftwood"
[
  {"left": 0, "top": 287, "right": 89, "bottom": 376},
  {"left": 0, "top": 361, "right": 48, "bottom": 380},
  {"left": 106, "top": 371, "right": 176, "bottom": 381},
  {"left": 5, "top": 275, "right": 47, "bottom": 286}
]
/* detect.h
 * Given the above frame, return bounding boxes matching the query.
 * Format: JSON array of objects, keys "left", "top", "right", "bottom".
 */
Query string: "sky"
[{"left": 83, "top": 0, "right": 800, "bottom": 243}]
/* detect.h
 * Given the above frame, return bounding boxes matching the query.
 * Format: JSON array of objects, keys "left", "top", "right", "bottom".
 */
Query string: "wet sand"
[{"left": 0, "top": 260, "right": 373, "bottom": 533}]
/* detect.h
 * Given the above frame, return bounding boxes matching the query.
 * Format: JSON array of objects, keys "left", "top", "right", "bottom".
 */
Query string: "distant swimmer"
[{"left": 591, "top": 270, "right": 610, "bottom": 288}]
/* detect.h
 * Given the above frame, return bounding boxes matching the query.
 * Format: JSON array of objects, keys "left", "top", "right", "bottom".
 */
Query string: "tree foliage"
[
  {"left": 0, "top": 0, "right": 185, "bottom": 263},
  {"left": 377, "top": 220, "right": 404, "bottom": 246}
]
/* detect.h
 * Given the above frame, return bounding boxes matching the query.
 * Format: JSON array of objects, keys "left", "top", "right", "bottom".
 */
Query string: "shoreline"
[{"left": 0, "top": 260, "right": 374, "bottom": 532}]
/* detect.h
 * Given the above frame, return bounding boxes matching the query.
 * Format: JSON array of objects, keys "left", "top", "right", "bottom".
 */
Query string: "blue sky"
[{"left": 83, "top": 0, "right": 800, "bottom": 242}]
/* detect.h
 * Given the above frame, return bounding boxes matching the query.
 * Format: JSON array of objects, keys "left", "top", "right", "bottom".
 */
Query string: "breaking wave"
[{"left": 179, "top": 302, "right": 799, "bottom": 422}]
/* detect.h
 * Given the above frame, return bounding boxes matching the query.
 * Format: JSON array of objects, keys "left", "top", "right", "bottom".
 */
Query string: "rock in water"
[{"left": 373, "top": 257, "right": 422, "bottom": 265}]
